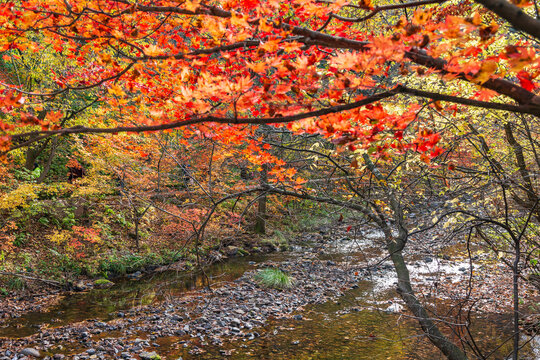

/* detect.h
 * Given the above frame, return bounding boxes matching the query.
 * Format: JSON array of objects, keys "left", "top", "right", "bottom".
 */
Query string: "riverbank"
[
  {"left": 1, "top": 252, "right": 367, "bottom": 358},
  {"left": 1, "top": 222, "right": 539, "bottom": 359}
]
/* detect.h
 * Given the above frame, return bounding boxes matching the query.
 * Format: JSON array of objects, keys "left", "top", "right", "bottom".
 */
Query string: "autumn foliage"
[{"left": 0, "top": 0, "right": 537, "bottom": 175}]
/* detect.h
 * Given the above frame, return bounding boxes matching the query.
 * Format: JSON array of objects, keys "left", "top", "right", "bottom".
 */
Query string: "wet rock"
[
  {"left": 53, "top": 355, "right": 65, "bottom": 359},
  {"left": 73, "top": 281, "right": 88, "bottom": 292},
  {"left": 127, "top": 271, "right": 143, "bottom": 280},
  {"left": 86, "top": 349, "right": 96, "bottom": 355},
  {"left": 225, "top": 246, "right": 240, "bottom": 256},
  {"left": 385, "top": 303, "right": 404, "bottom": 313},
  {"left": 293, "top": 314, "right": 303, "bottom": 320},
  {"left": 171, "top": 315, "right": 183, "bottom": 322},
  {"left": 20, "top": 348, "right": 41, "bottom": 358}
]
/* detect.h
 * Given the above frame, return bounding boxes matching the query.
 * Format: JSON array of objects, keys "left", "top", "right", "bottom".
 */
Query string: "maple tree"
[{"left": 0, "top": 0, "right": 540, "bottom": 359}]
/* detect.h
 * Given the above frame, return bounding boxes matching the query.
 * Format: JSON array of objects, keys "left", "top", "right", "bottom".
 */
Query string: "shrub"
[
  {"left": 6, "top": 276, "right": 25, "bottom": 290},
  {"left": 254, "top": 268, "right": 294, "bottom": 289}
]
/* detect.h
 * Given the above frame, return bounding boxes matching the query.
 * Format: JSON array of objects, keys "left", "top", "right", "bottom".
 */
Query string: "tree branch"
[{"left": 474, "top": 0, "right": 540, "bottom": 39}]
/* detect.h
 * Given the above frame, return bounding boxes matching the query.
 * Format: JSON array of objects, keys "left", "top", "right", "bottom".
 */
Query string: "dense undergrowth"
[{"left": 0, "top": 169, "right": 339, "bottom": 294}]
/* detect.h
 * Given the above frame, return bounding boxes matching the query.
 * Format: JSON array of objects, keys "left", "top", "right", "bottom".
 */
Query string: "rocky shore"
[{"left": 0, "top": 253, "right": 364, "bottom": 359}]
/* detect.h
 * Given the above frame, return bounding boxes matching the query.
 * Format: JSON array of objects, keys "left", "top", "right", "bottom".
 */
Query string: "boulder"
[{"left": 20, "top": 348, "right": 41, "bottom": 358}]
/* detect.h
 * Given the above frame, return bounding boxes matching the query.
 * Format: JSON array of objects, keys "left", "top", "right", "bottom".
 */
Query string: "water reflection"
[{"left": 0, "top": 256, "right": 270, "bottom": 338}]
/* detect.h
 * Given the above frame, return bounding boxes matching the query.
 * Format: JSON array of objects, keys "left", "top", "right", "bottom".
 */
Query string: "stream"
[{"left": 0, "top": 229, "right": 537, "bottom": 359}]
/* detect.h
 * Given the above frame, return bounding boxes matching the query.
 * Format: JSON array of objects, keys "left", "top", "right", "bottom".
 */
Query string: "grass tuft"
[{"left": 254, "top": 268, "right": 294, "bottom": 289}]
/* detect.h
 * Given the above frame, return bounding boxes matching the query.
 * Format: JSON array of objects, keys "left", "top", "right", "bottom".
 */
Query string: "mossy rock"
[
  {"left": 93, "top": 278, "right": 115, "bottom": 289},
  {"left": 237, "top": 248, "right": 251, "bottom": 256},
  {"left": 140, "top": 351, "right": 161, "bottom": 360}
]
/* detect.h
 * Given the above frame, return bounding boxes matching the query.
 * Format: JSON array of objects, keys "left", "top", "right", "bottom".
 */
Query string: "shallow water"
[
  {"left": 0, "top": 236, "right": 536, "bottom": 359},
  {"left": 0, "top": 255, "right": 272, "bottom": 338},
  {"left": 150, "top": 281, "right": 521, "bottom": 359}
]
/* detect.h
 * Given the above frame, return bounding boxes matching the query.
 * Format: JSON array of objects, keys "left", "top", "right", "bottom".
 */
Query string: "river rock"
[
  {"left": 93, "top": 279, "right": 114, "bottom": 289},
  {"left": 140, "top": 351, "right": 160, "bottom": 360},
  {"left": 225, "top": 246, "right": 240, "bottom": 256},
  {"left": 127, "top": 271, "right": 143, "bottom": 280},
  {"left": 73, "top": 281, "right": 88, "bottom": 291},
  {"left": 20, "top": 348, "right": 41, "bottom": 357}
]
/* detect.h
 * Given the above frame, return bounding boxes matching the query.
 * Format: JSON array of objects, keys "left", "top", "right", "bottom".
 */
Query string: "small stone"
[
  {"left": 293, "top": 314, "right": 303, "bottom": 320},
  {"left": 140, "top": 351, "right": 160, "bottom": 360},
  {"left": 86, "top": 349, "right": 96, "bottom": 355},
  {"left": 73, "top": 281, "right": 88, "bottom": 291},
  {"left": 20, "top": 348, "right": 41, "bottom": 358},
  {"left": 127, "top": 271, "right": 143, "bottom": 280},
  {"left": 53, "top": 355, "right": 66, "bottom": 360},
  {"left": 171, "top": 315, "right": 183, "bottom": 322}
]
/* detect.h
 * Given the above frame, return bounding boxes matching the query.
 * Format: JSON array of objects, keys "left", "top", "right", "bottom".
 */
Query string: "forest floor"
[{"left": 1, "top": 221, "right": 539, "bottom": 359}]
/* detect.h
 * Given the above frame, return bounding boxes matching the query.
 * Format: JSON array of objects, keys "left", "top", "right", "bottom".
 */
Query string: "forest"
[{"left": 0, "top": 0, "right": 540, "bottom": 359}]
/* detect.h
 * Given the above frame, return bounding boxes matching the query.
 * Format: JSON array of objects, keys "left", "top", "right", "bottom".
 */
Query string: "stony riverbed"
[{"left": 1, "top": 224, "right": 538, "bottom": 359}]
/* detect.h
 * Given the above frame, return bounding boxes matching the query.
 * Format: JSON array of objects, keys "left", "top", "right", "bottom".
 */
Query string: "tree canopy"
[{"left": 0, "top": 0, "right": 538, "bottom": 167}]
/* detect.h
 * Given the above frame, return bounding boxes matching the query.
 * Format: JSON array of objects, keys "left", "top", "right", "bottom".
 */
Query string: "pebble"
[{"left": 3, "top": 253, "right": 366, "bottom": 357}]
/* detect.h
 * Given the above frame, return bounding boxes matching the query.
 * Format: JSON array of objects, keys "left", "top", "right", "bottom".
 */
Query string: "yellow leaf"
[
  {"left": 474, "top": 60, "right": 497, "bottom": 84},
  {"left": 108, "top": 84, "right": 125, "bottom": 97}
]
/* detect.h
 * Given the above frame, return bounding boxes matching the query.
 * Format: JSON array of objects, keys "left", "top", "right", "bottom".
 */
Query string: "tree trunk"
[
  {"left": 24, "top": 110, "right": 49, "bottom": 170},
  {"left": 386, "top": 229, "right": 468, "bottom": 360},
  {"left": 254, "top": 163, "right": 268, "bottom": 234},
  {"left": 36, "top": 137, "right": 58, "bottom": 183}
]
